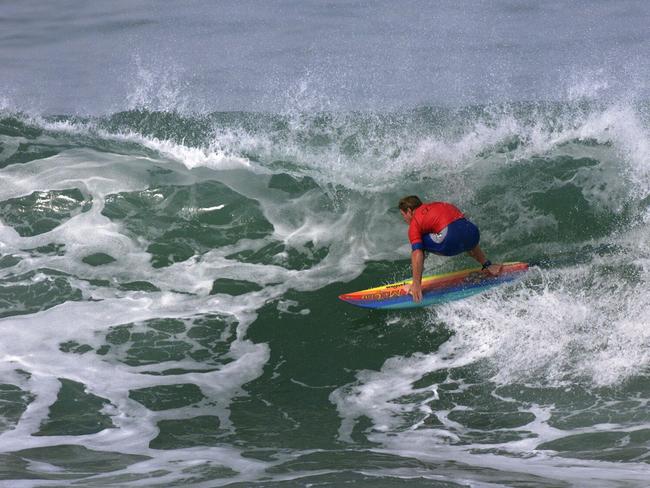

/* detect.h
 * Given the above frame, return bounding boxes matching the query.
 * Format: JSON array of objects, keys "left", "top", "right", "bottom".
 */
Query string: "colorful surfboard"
[{"left": 339, "top": 262, "right": 529, "bottom": 309}]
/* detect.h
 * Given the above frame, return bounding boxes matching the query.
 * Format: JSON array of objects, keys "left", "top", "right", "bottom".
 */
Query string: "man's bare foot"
[{"left": 485, "top": 263, "right": 503, "bottom": 276}]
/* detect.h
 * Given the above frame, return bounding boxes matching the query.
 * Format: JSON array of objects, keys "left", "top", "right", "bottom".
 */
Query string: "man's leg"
[
  {"left": 467, "top": 245, "right": 502, "bottom": 276},
  {"left": 467, "top": 245, "right": 487, "bottom": 265}
]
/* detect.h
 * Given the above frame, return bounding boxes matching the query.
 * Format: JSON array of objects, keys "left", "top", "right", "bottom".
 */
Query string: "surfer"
[{"left": 399, "top": 195, "right": 502, "bottom": 302}]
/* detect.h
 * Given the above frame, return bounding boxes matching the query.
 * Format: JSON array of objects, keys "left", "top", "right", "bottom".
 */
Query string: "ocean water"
[{"left": 1, "top": 1, "right": 650, "bottom": 486}]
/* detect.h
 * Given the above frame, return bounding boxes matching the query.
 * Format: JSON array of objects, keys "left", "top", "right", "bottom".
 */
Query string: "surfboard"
[{"left": 339, "top": 262, "right": 529, "bottom": 309}]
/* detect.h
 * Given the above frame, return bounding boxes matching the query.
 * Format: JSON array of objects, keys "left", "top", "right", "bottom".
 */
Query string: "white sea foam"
[
  {"left": 0, "top": 141, "right": 368, "bottom": 486},
  {"left": 331, "top": 234, "right": 650, "bottom": 485}
]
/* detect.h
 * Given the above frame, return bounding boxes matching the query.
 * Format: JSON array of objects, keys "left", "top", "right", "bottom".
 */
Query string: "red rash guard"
[{"left": 408, "top": 202, "right": 464, "bottom": 251}]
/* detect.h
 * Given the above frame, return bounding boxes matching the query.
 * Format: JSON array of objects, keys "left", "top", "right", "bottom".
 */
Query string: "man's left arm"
[
  {"left": 405, "top": 219, "right": 425, "bottom": 302},
  {"left": 409, "top": 249, "right": 424, "bottom": 302}
]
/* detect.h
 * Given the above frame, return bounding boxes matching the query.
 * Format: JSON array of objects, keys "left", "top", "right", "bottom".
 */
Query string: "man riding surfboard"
[{"left": 399, "top": 195, "right": 502, "bottom": 302}]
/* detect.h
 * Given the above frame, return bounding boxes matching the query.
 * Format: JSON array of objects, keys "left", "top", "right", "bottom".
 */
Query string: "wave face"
[{"left": 0, "top": 98, "right": 649, "bottom": 486}]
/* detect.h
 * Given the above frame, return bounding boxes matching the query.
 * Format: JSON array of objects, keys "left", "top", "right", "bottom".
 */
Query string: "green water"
[{"left": 0, "top": 104, "right": 649, "bottom": 486}]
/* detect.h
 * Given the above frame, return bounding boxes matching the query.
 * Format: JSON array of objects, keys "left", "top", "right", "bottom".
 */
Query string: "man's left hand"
[{"left": 404, "top": 282, "right": 423, "bottom": 302}]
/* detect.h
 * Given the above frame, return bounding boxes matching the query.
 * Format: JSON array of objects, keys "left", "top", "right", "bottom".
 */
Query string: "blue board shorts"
[{"left": 421, "top": 218, "right": 480, "bottom": 256}]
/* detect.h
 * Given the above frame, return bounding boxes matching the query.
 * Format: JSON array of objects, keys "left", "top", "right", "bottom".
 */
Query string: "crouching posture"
[{"left": 399, "top": 195, "right": 502, "bottom": 302}]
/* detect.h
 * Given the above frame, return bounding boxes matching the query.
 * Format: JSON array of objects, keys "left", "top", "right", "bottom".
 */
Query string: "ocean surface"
[{"left": 1, "top": 1, "right": 650, "bottom": 486}]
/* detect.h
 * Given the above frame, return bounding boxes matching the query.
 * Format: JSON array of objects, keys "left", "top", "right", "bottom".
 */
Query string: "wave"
[
  {"left": 2, "top": 99, "right": 648, "bottom": 191},
  {"left": 1, "top": 101, "right": 649, "bottom": 389},
  {"left": 2, "top": 98, "right": 650, "bottom": 485}
]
